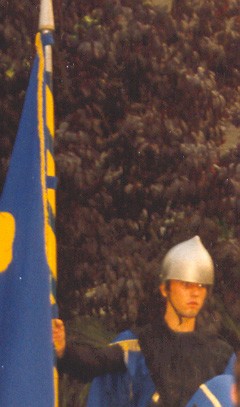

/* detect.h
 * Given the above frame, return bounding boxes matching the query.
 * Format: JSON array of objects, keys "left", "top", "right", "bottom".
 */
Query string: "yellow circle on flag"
[{"left": 0, "top": 212, "right": 15, "bottom": 272}]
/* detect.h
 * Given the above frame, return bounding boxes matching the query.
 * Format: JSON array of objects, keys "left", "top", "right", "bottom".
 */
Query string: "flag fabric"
[{"left": 0, "top": 31, "right": 57, "bottom": 407}]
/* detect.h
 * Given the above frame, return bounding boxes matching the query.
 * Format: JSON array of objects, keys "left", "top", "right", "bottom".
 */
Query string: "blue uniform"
[
  {"left": 87, "top": 330, "right": 156, "bottom": 407},
  {"left": 87, "top": 328, "right": 234, "bottom": 407},
  {"left": 185, "top": 374, "right": 234, "bottom": 407},
  {"left": 185, "top": 354, "right": 236, "bottom": 407}
]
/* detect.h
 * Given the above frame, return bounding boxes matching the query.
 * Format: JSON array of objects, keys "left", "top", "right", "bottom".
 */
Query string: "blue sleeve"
[
  {"left": 87, "top": 330, "right": 155, "bottom": 407},
  {"left": 224, "top": 353, "right": 236, "bottom": 375},
  {"left": 185, "top": 374, "right": 234, "bottom": 407}
]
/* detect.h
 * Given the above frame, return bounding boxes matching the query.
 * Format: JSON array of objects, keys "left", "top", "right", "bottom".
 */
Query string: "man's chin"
[{"left": 182, "top": 311, "right": 199, "bottom": 319}]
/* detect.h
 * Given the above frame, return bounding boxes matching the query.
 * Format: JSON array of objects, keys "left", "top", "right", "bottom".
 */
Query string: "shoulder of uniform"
[
  {"left": 111, "top": 338, "right": 141, "bottom": 352},
  {"left": 110, "top": 329, "right": 141, "bottom": 352}
]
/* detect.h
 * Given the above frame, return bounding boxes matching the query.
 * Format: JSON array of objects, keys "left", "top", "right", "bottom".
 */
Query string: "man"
[{"left": 53, "top": 236, "right": 234, "bottom": 406}]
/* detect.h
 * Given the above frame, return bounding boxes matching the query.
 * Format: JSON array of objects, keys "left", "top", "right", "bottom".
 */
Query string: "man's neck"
[{"left": 164, "top": 307, "right": 196, "bottom": 332}]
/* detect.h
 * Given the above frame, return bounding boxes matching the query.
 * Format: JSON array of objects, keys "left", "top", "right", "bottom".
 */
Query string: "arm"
[
  {"left": 58, "top": 341, "right": 126, "bottom": 382},
  {"left": 52, "top": 319, "right": 126, "bottom": 382}
]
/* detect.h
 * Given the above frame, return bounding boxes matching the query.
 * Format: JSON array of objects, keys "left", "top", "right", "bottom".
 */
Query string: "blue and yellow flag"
[{"left": 0, "top": 31, "right": 57, "bottom": 407}]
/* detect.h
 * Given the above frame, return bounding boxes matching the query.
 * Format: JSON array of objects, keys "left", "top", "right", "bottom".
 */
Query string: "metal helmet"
[{"left": 160, "top": 236, "right": 214, "bottom": 285}]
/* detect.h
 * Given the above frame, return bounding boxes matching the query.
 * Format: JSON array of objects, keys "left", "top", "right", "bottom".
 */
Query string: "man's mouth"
[{"left": 187, "top": 302, "right": 199, "bottom": 307}]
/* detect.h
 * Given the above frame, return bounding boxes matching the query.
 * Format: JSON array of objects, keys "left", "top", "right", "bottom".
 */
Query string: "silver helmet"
[{"left": 160, "top": 236, "right": 214, "bottom": 285}]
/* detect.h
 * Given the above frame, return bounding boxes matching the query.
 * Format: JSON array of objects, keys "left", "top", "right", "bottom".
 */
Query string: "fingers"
[
  {"left": 52, "top": 318, "right": 66, "bottom": 358},
  {"left": 52, "top": 318, "right": 64, "bottom": 329}
]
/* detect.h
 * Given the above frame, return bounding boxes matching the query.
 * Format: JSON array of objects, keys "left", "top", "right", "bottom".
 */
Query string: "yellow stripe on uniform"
[
  {"left": 111, "top": 339, "right": 141, "bottom": 352},
  {"left": 200, "top": 384, "right": 222, "bottom": 407},
  {"left": 111, "top": 339, "right": 141, "bottom": 365}
]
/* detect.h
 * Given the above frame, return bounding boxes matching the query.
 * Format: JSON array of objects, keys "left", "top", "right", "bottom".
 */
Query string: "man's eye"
[{"left": 183, "top": 282, "right": 206, "bottom": 288}]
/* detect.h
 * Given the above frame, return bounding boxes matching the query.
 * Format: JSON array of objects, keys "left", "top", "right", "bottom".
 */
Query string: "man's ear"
[
  {"left": 231, "top": 383, "right": 237, "bottom": 405},
  {"left": 159, "top": 283, "right": 168, "bottom": 298}
]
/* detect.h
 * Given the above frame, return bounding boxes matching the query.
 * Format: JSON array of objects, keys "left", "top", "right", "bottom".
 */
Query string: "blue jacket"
[{"left": 87, "top": 330, "right": 156, "bottom": 407}]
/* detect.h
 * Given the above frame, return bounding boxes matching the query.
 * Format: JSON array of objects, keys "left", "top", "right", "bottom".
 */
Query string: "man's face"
[{"left": 160, "top": 280, "right": 208, "bottom": 319}]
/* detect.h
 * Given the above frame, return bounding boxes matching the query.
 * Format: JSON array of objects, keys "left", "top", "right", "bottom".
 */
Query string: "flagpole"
[
  {"left": 39, "top": 0, "right": 55, "bottom": 32},
  {"left": 38, "top": 0, "right": 57, "bottom": 316},
  {"left": 39, "top": 1, "right": 58, "bottom": 407},
  {"left": 39, "top": 0, "right": 55, "bottom": 73}
]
